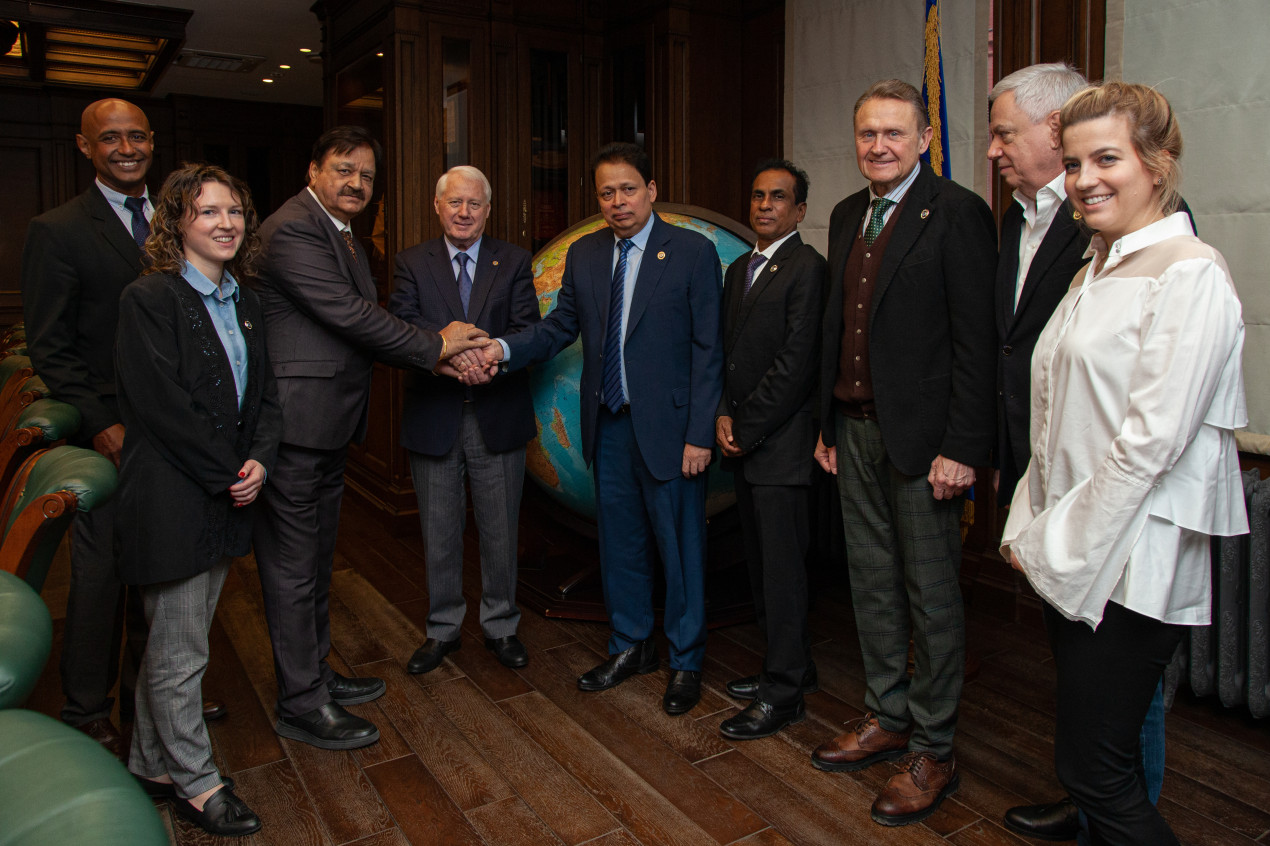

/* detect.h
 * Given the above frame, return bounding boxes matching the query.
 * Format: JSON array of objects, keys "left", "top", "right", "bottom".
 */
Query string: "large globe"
[{"left": 524, "top": 204, "right": 753, "bottom": 521}]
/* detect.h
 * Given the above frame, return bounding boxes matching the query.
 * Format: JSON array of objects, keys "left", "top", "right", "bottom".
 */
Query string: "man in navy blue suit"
[{"left": 471, "top": 142, "right": 723, "bottom": 715}]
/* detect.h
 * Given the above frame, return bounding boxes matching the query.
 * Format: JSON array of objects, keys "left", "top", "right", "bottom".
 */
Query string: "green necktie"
[{"left": 864, "top": 197, "right": 895, "bottom": 246}]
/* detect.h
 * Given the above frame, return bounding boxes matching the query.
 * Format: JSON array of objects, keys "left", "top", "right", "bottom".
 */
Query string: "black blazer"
[
  {"left": 388, "top": 236, "right": 540, "bottom": 456},
  {"left": 819, "top": 163, "right": 998, "bottom": 476},
  {"left": 995, "top": 199, "right": 1088, "bottom": 501},
  {"left": 253, "top": 190, "right": 440, "bottom": 450},
  {"left": 114, "top": 272, "right": 282, "bottom": 585},
  {"left": 20, "top": 186, "right": 145, "bottom": 442},
  {"left": 719, "top": 233, "right": 826, "bottom": 486}
]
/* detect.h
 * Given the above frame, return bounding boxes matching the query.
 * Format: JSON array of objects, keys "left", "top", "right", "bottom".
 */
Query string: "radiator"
[{"left": 1166, "top": 469, "right": 1268, "bottom": 717}]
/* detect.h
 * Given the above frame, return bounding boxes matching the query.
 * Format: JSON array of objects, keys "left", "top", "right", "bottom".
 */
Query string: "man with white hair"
[{"left": 390, "top": 165, "right": 539, "bottom": 674}]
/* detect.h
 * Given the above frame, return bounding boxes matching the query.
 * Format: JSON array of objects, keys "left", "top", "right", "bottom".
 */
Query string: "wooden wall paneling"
[
  {"left": 648, "top": 5, "right": 690, "bottom": 202},
  {"left": 490, "top": 16, "right": 521, "bottom": 246}
]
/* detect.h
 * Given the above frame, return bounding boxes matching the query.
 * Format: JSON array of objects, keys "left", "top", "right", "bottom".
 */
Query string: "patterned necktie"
[
  {"left": 341, "top": 228, "right": 358, "bottom": 260},
  {"left": 742, "top": 252, "right": 767, "bottom": 299},
  {"left": 123, "top": 196, "right": 150, "bottom": 251},
  {"left": 456, "top": 252, "right": 473, "bottom": 317},
  {"left": 602, "top": 238, "right": 634, "bottom": 413},
  {"left": 864, "top": 197, "right": 895, "bottom": 246}
]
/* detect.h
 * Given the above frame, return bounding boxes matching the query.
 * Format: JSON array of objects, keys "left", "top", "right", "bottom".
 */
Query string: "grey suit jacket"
[{"left": 253, "top": 189, "right": 440, "bottom": 450}]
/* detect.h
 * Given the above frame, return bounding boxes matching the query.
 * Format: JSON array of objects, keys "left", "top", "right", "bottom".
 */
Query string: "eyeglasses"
[{"left": 596, "top": 185, "right": 642, "bottom": 203}]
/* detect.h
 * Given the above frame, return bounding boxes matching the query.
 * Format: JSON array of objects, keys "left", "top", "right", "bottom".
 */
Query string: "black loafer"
[
  {"left": 484, "top": 635, "right": 529, "bottom": 668},
  {"left": 275, "top": 701, "right": 380, "bottom": 750},
  {"left": 720, "top": 697, "right": 806, "bottom": 740},
  {"left": 134, "top": 774, "right": 235, "bottom": 800},
  {"left": 202, "top": 699, "right": 228, "bottom": 721},
  {"left": 725, "top": 664, "right": 820, "bottom": 700},
  {"left": 407, "top": 637, "right": 461, "bottom": 674},
  {"left": 663, "top": 670, "right": 702, "bottom": 715},
  {"left": 172, "top": 786, "right": 261, "bottom": 837},
  {"left": 577, "top": 640, "right": 658, "bottom": 692},
  {"left": 327, "top": 672, "right": 386, "bottom": 704},
  {"left": 1003, "top": 797, "right": 1080, "bottom": 842}
]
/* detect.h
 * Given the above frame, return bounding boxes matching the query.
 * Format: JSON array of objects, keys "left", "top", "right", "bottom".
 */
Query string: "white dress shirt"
[
  {"left": 1001, "top": 213, "right": 1248, "bottom": 628},
  {"left": 1013, "top": 171, "right": 1067, "bottom": 308}
]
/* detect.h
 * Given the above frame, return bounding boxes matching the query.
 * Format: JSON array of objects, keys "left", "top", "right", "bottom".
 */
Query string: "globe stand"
[{"left": 515, "top": 484, "right": 755, "bottom": 627}]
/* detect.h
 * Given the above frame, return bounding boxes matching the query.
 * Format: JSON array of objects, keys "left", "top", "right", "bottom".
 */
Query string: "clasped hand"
[{"left": 434, "top": 326, "right": 503, "bottom": 385}]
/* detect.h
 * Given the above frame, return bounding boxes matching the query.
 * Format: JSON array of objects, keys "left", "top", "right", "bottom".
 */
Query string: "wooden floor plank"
[
  {"left": 364, "top": 755, "right": 484, "bottom": 846},
  {"left": 204, "top": 616, "right": 286, "bottom": 774},
  {"left": 175, "top": 759, "right": 333, "bottom": 846},
  {"left": 465, "top": 796, "right": 566, "bottom": 846},
  {"left": 427, "top": 677, "right": 618, "bottom": 845}
]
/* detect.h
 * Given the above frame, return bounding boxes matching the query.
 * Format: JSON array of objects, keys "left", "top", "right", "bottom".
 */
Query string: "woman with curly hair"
[
  {"left": 118, "top": 163, "right": 281, "bottom": 837},
  {"left": 1002, "top": 82, "right": 1246, "bottom": 845}
]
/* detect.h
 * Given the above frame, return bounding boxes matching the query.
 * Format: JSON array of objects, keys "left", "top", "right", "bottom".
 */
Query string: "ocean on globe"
[{"left": 525, "top": 207, "right": 752, "bottom": 521}]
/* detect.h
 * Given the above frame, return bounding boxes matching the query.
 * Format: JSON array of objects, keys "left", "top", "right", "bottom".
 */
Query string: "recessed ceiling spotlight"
[
  {"left": 299, "top": 48, "right": 311, "bottom": 53},
  {"left": 279, "top": 64, "right": 291, "bottom": 69},
  {"left": 376, "top": 52, "right": 383, "bottom": 57},
  {"left": 262, "top": 78, "right": 274, "bottom": 83}
]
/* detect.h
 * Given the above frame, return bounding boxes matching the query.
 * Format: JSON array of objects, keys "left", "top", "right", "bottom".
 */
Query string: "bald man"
[{"left": 21, "top": 99, "right": 173, "bottom": 756}]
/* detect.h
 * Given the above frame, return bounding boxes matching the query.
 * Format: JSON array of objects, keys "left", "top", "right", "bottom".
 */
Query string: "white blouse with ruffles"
[{"left": 1001, "top": 212, "right": 1247, "bottom": 629}]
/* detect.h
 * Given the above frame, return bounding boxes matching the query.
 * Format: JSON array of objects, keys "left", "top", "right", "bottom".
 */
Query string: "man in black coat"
[
  {"left": 388, "top": 166, "right": 539, "bottom": 674},
  {"left": 715, "top": 160, "right": 825, "bottom": 740},
  {"left": 20, "top": 98, "right": 161, "bottom": 755},
  {"left": 810, "top": 80, "right": 997, "bottom": 827}
]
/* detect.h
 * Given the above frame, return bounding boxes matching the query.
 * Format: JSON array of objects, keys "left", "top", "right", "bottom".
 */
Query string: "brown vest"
[{"left": 833, "top": 192, "right": 908, "bottom": 417}]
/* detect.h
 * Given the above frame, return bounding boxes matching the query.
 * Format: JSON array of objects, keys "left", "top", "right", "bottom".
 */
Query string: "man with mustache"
[
  {"left": 21, "top": 98, "right": 225, "bottom": 756},
  {"left": 253, "top": 126, "right": 487, "bottom": 750}
]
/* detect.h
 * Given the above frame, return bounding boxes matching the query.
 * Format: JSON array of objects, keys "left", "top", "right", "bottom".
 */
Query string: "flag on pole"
[{"left": 921, "top": 0, "right": 951, "bottom": 178}]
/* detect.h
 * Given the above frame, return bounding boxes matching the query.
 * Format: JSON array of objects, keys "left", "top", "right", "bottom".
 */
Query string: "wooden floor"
[{"left": 25, "top": 494, "right": 1270, "bottom": 846}]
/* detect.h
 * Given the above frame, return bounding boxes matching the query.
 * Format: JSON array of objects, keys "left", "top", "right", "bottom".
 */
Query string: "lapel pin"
[
  {"left": 920, "top": 209, "right": 930, "bottom": 219},
  {"left": 769, "top": 264, "right": 778, "bottom": 272},
  {"left": 243, "top": 320, "right": 253, "bottom": 330},
  {"left": 657, "top": 251, "right": 666, "bottom": 260},
  {"left": 492, "top": 260, "right": 499, "bottom": 266}
]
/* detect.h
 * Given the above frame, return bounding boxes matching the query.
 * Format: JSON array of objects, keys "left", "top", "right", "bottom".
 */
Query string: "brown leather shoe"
[
  {"left": 811, "top": 712, "right": 911, "bottom": 772},
  {"left": 202, "top": 699, "right": 228, "bottom": 721},
  {"left": 76, "top": 717, "right": 124, "bottom": 759},
  {"left": 871, "top": 751, "right": 959, "bottom": 826}
]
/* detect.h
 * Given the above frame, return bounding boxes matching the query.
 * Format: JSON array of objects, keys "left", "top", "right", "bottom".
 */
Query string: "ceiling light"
[
  {"left": 299, "top": 48, "right": 311, "bottom": 53},
  {"left": 278, "top": 63, "right": 290, "bottom": 69},
  {"left": 262, "top": 77, "right": 273, "bottom": 83}
]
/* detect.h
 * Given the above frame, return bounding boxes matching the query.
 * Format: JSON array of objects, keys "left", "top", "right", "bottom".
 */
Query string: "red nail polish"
[{"left": 238, "top": 471, "right": 246, "bottom": 478}]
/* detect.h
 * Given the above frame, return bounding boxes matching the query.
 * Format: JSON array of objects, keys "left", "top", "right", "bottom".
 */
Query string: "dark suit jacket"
[
  {"left": 114, "top": 272, "right": 282, "bottom": 585},
  {"left": 995, "top": 198, "right": 1088, "bottom": 501},
  {"left": 389, "top": 236, "right": 540, "bottom": 456},
  {"left": 20, "top": 185, "right": 145, "bottom": 443},
  {"left": 819, "top": 163, "right": 998, "bottom": 476},
  {"left": 253, "top": 189, "right": 440, "bottom": 450},
  {"left": 505, "top": 213, "right": 723, "bottom": 481},
  {"left": 719, "top": 233, "right": 826, "bottom": 486}
]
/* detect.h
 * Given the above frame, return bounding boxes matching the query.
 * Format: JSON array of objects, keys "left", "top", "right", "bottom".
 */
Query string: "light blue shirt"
[
  {"left": 444, "top": 236, "right": 482, "bottom": 277},
  {"left": 96, "top": 177, "right": 152, "bottom": 232},
  {"left": 861, "top": 160, "right": 921, "bottom": 236},
  {"left": 181, "top": 261, "right": 248, "bottom": 410}
]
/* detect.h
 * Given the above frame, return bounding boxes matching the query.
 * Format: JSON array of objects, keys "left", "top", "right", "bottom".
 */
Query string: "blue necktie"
[
  {"left": 456, "top": 252, "right": 473, "bottom": 317},
  {"left": 602, "top": 238, "right": 633, "bottom": 413},
  {"left": 123, "top": 196, "right": 150, "bottom": 251},
  {"left": 742, "top": 252, "right": 767, "bottom": 300}
]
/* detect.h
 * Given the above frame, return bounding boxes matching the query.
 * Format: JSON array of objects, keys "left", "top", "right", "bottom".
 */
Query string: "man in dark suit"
[
  {"left": 20, "top": 98, "right": 170, "bottom": 756},
  {"left": 715, "top": 159, "right": 825, "bottom": 740},
  {"left": 477, "top": 142, "right": 723, "bottom": 716},
  {"left": 388, "top": 166, "right": 538, "bottom": 674},
  {"left": 253, "top": 126, "right": 486, "bottom": 750},
  {"left": 809, "top": 80, "right": 997, "bottom": 826}
]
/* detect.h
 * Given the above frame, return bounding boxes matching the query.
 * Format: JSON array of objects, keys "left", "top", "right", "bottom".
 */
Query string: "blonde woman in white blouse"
[{"left": 1000, "top": 82, "right": 1246, "bottom": 846}]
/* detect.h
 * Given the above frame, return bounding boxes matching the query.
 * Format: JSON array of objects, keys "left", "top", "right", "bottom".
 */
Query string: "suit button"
[
  {"left": 728, "top": 363, "right": 735, "bottom": 371},
  {"left": 731, "top": 400, "right": 738, "bottom": 408},
  {"left": 1002, "top": 345, "right": 1013, "bottom": 356}
]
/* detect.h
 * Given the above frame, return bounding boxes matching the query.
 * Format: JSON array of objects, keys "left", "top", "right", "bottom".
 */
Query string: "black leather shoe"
[
  {"left": 726, "top": 664, "right": 820, "bottom": 700},
  {"left": 327, "top": 672, "right": 386, "bottom": 704},
  {"left": 720, "top": 698, "right": 805, "bottom": 740},
  {"left": 1003, "top": 797, "right": 1080, "bottom": 842},
  {"left": 135, "top": 774, "right": 234, "bottom": 800},
  {"left": 172, "top": 786, "right": 262, "bottom": 837},
  {"left": 663, "top": 670, "right": 702, "bottom": 715},
  {"left": 485, "top": 635, "right": 529, "bottom": 668},
  {"left": 202, "top": 699, "right": 228, "bottom": 721},
  {"left": 275, "top": 701, "right": 380, "bottom": 750},
  {"left": 577, "top": 640, "right": 658, "bottom": 691},
  {"left": 407, "top": 638, "right": 461, "bottom": 674}
]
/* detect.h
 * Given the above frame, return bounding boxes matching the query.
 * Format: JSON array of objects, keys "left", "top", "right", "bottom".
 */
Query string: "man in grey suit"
[
  {"left": 388, "top": 166, "right": 539, "bottom": 674},
  {"left": 716, "top": 160, "right": 826, "bottom": 740},
  {"left": 253, "top": 126, "right": 486, "bottom": 750}
]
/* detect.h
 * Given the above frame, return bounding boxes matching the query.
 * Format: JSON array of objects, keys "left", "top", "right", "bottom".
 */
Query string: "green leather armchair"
[{"left": 0, "top": 570, "right": 50, "bottom": 711}]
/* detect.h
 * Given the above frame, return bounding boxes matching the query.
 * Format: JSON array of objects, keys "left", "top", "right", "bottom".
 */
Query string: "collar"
[
  {"left": 445, "top": 235, "right": 483, "bottom": 265},
  {"left": 306, "top": 186, "right": 352, "bottom": 234},
  {"left": 96, "top": 178, "right": 150, "bottom": 211},
  {"left": 868, "top": 160, "right": 922, "bottom": 206},
  {"left": 617, "top": 212, "right": 657, "bottom": 252},
  {"left": 1013, "top": 170, "right": 1067, "bottom": 225},
  {"left": 1083, "top": 212, "right": 1194, "bottom": 269},
  {"left": 181, "top": 260, "right": 240, "bottom": 301},
  {"left": 755, "top": 229, "right": 798, "bottom": 260}
]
